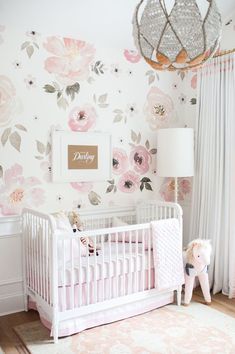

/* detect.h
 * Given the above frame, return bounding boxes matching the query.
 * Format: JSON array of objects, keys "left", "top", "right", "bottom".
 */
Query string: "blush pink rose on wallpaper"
[
  {"left": 124, "top": 49, "right": 141, "bottom": 63},
  {"left": 68, "top": 104, "right": 97, "bottom": 131},
  {"left": 0, "top": 75, "right": 18, "bottom": 127},
  {"left": 129, "top": 145, "right": 151, "bottom": 175},
  {"left": 159, "top": 177, "right": 191, "bottom": 202},
  {"left": 70, "top": 182, "right": 93, "bottom": 193},
  {"left": 144, "top": 87, "right": 174, "bottom": 130},
  {"left": 117, "top": 171, "right": 140, "bottom": 193},
  {"left": 112, "top": 148, "right": 129, "bottom": 175},
  {"left": 0, "top": 164, "right": 45, "bottom": 215},
  {"left": 44, "top": 37, "right": 95, "bottom": 85}
]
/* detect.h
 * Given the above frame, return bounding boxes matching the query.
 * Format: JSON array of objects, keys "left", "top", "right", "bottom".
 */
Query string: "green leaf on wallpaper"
[
  {"left": 9, "top": 131, "right": 21, "bottom": 152},
  {"left": 92, "top": 61, "right": 105, "bottom": 75},
  {"left": 0, "top": 165, "right": 3, "bottom": 178},
  {"left": 46, "top": 142, "right": 51, "bottom": 155},
  {"left": 21, "top": 41, "right": 30, "bottom": 50},
  {"left": 113, "top": 109, "right": 123, "bottom": 114},
  {"left": 131, "top": 130, "right": 137, "bottom": 142},
  {"left": 136, "top": 133, "right": 141, "bottom": 144},
  {"left": 106, "top": 185, "right": 114, "bottom": 193},
  {"left": 33, "top": 42, "right": 39, "bottom": 49},
  {"left": 44, "top": 84, "right": 56, "bottom": 93},
  {"left": 145, "top": 140, "right": 150, "bottom": 150},
  {"left": 15, "top": 124, "right": 27, "bottom": 132},
  {"left": 26, "top": 45, "right": 34, "bottom": 58},
  {"left": 145, "top": 182, "right": 153, "bottom": 191},
  {"left": 113, "top": 115, "right": 123, "bottom": 122},
  {"left": 124, "top": 116, "right": 127, "bottom": 124},
  {"left": 145, "top": 70, "right": 154, "bottom": 76},
  {"left": 57, "top": 91, "right": 62, "bottom": 100},
  {"left": 36, "top": 140, "right": 45, "bottom": 154},
  {"left": 140, "top": 182, "right": 144, "bottom": 192},
  {"left": 98, "top": 94, "right": 107, "bottom": 103},
  {"left": 99, "top": 103, "right": 109, "bottom": 108},
  {"left": 57, "top": 96, "right": 69, "bottom": 110},
  {"left": 140, "top": 177, "right": 151, "bottom": 183},
  {"left": 1, "top": 127, "right": 11, "bottom": 146},
  {"left": 93, "top": 94, "right": 96, "bottom": 103},
  {"left": 35, "top": 155, "right": 44, "bottom": 160},
  {"left": 66, "top": 83, "right": 80, "bottom": 101},
  {"left": 149, "top": 148, "right": 157, "bottom": 154},
  {"left": 129, "top": 143, "right": 135, "bottom": 148},
  {"left": 190, "top": 98, "right": 197, "bottom": 105},
  {"left": 88, "top": 191, "right": 101, "bottom": 205},
  {"left": 114, "top": 186, "right": 117, "bottom": 193},
  {"left": 148, "top": 75, "right": 155, "bottom": 85},
  {"left": 108, "top": 179, "right": 114, "bottom": 185}
]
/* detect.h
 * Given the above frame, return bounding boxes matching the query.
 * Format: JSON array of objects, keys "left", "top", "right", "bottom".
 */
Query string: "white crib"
[{"left": 22, "top": 201, "right": 183, "bottom": 342}]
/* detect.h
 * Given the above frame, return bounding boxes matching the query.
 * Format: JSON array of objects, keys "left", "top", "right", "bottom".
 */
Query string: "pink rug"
[{"left": 14, "top": 302, "right": 235, "bottom": 354}]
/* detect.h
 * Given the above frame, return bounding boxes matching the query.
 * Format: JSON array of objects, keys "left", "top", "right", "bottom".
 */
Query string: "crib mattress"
[{"left": 58, "top": 243, "right": 153, "bottom": 287}]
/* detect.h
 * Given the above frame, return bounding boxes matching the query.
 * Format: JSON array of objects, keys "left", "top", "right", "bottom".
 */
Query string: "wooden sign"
[{"left": 68, "top": 145, "right": 98, "bottom": 170}]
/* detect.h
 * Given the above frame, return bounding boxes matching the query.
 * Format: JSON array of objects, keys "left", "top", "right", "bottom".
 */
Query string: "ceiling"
[{"left": 1, "top": 0, "right": 235, "bottom": 48}]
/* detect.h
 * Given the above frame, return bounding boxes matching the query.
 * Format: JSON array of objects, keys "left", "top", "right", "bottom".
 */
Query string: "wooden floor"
[{"left": 0, "top": 290, "right": 235, "bottom": 353}]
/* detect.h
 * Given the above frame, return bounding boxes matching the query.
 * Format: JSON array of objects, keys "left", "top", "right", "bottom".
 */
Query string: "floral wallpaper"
[{"left": 0, "top": 27, "right": 197, "bottom": 216}]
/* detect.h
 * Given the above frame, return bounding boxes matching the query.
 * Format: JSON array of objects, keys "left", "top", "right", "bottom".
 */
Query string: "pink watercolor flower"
[
  {"left": 124, "top": 49, "right": 141, "bottom": 63},
  {"left": 0, "top": 75, "right": 17, "bottom": 127},
  {"left": 117, "top": 171, "right": 140, "bottom": 193},
  {"left": 112, "top": 148, "right": 129, "bottom": 175},
  {"left": 40, "top": 161, "right": 51, "bottom": 182},
  {"left": 159, "top": 177, "right": 191, "bottom": 202},
  {"left": 144, "top": 87, "right": 174, "bottom": 130},
  {"left": 0, "top": 163, "right": 45, "bottom": 215},
  {"left": 70, "top": 182, "right": 93, "bottom": 193},
  {"left": 68, "top": 104, "right": 97, "bottom": 131},
  {"left": 129, "top": 145, "right": 151, "bottom": 175},
  {"left": 191, "top": 74, "right": 197, "bottom": 89},
  {"left": 44, "top": 36, "right": 95, "bottom": 85}
]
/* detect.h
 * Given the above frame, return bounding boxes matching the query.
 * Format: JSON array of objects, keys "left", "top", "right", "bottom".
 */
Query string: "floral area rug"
[{"left": 14, "top": 302, "right": 235, "bottom": 354}]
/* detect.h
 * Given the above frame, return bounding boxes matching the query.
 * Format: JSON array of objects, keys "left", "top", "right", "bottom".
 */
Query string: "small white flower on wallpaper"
[
  {"left": 123, "top": 49, "right": 141, "bottom": 63},
  {"left": 24, "top": 75, "right": 36, "bottom": 89},
  {"left": 112, "top": 148, "right": 129, "bottom": 175},
  {"left": 26, "top": 30, "right": 40, "bottom": 40},
  {"left": 110, "top": 64, "right": 122, "bottom": 77},
  {"left": 13, "top": 61, "right": 22, "bottom": 69},
  {"left": 44, "top": 37, "right": 95, "bottom": 86},
  {"left": 144, "top": 87, "right": 174, "bottom": 130},
  {"left": 126, "top": 103, "right": 138, "bottom": 117},
  {"left": 68, "top": 104, "right": 97, "bottom": 131},
  {"left": 159, "top": 177, "right": 191, "bottom": 202},
  {"left": 0, "top": 75, "right": 19, "bottom": 127},
  {"left": 0, "top": 164, "right": 45, "bottom": 215},
  {"left": 178, "top": 93, "right": 187, "bottom": 104}
]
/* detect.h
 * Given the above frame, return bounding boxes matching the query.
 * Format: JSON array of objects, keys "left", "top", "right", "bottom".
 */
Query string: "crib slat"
[
  {"left": 108, "top": 234, "right": 112, "bottom": 300},
  {"left": 122, "top": 233, "right": 125, "bottom": 296},
  {"left": 101, "top": 235, "right": 104, "bottom": 301},
  {"left": 94, "top": 236, "right": 97, "bottom": 303},
  {"left": 86, "top": 241, "right": 90, "bottom": 305},
  {"left": 62, "top": 239, "right": 66, "bottom": 312},
  {"left": 78, "top": 237, "right": 82, "bottom": 308},
  {"left": 142, "top": 229, "right": 145, "bottom": 291},
  {"left": 70, "top": 238, "right": 75, "bottom": 310}
]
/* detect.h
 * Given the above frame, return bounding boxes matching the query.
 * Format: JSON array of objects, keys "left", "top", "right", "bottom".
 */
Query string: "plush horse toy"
[
  {"left": 68, "top": 210, "right": 99, "bottom": 256},
  {"left": 183, "top": 239, "right": 212, "bottom": 305}
]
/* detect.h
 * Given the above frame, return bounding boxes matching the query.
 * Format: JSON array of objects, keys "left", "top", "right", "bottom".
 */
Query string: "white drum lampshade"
[{"left": 157, "top": 128, "right": 194, "bottom": 202}]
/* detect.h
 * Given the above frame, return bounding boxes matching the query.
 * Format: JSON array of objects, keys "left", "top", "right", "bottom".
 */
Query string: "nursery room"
[{"left": 0, "top": 0, "right": 235, "bottom": 352}]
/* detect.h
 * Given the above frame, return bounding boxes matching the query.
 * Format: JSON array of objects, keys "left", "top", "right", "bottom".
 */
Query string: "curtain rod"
[{"left": 213, "top": 48, "right": 235, "bottom": 58}]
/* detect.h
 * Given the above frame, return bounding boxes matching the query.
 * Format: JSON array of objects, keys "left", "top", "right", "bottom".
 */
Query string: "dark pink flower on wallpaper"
[
  {"left": 144, "top": 87, "right": 174, "bottom": 130},
  {"left": 0, "top": 163, "right": 45, "bottom": 215},
  {"left": 191, "top": 74, "right": 197, "bottom": 89},
  {"left": 68, "top": 104, "right": 97, "bottom": 131},
  {"left": 70, "top": 182, "right": 93, "bottom": 193},
  {"left": 112, "top": 148, "right": 129, "bottom": 175},
  {"left": 159, "top": 177, "right": 191, "bottom": 202},
  {"left": 129, "top": 145, "right": 151, "bottom": 175},
  {"left": 117, "top": 171, "right": 140, "bottom": 193},
  {"left": 124, "top": 49, "right": 141, "bottom": 63},
  {"left": 44, "top": 36, "right": 95, "bottom": 85}
]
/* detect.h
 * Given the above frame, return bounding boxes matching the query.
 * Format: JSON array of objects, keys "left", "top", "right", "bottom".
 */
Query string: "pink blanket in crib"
[{"left": 151, "top": 218, "right": 184, "bottom": 291}]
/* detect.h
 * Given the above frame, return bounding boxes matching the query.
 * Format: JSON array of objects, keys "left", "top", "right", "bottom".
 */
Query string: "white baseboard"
[{"left": 0, "top": 292, "right": 25, "bottom": 316}]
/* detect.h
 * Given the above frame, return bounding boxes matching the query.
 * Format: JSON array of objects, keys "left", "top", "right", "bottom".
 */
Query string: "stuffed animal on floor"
[
  {"left": 183, "top": 239, "right": 212, "bottom": 306},
  {"left": 68, "top": 210, "right": 99, "bottom": 256}
]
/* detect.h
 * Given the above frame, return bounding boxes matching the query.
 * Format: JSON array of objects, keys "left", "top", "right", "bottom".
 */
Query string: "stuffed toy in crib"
[
  {"left": 68, "top": 211, "right": 99, "bottom": 256},
  {"left": 183, "top": 239, "right": 212, "bottom": 305}
]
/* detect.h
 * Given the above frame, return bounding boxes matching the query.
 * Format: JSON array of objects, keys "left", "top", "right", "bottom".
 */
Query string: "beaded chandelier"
[{"left": 133, "top": 0, "right": 222, "bottom": 71}]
